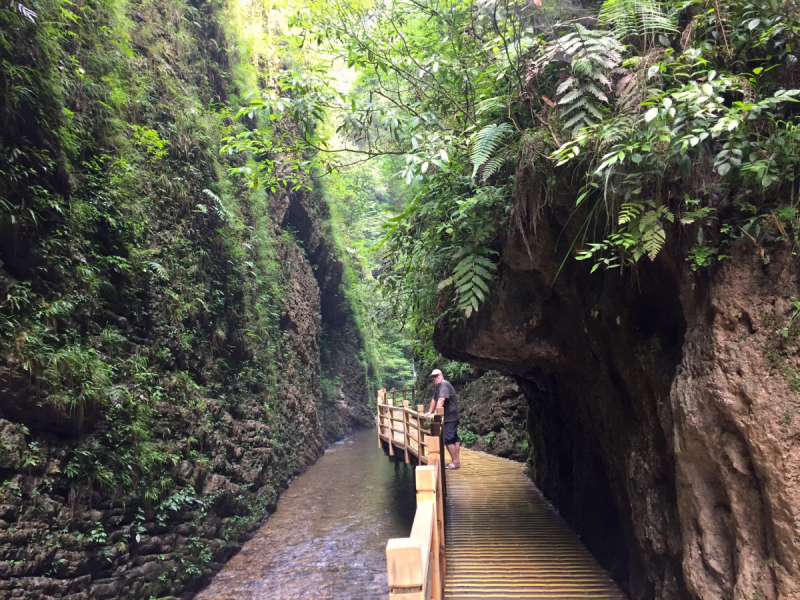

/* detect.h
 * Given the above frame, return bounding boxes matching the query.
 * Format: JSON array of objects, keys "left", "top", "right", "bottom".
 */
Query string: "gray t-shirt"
[{"left": 434, "top": 380, "right": 459, "bottom": 423}]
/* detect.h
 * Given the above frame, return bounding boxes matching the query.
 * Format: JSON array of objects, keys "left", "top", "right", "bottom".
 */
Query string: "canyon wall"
[
  {"left": 436, "top": 199, "right": 800, "bottom": 600},
  {"left": 0, "top": 0, "right": 372, "bottom": 597}
]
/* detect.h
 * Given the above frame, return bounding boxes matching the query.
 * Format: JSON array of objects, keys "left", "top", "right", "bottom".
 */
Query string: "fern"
[
  {"left": 534, "top": 25, "right": 624, "bottom": 132},
  {"left": 475, "top": 97, "right": 507, "bottom": 116},
  {"left": 481, "top": 151, "right": 509, "bottom": 182},
  {"left": 146, "top": 261, "right": 168, "bottom": 277},
  {"left": 201, "top": 188, "right": 221, "bottom": 204},
  {"left": 439, "top": 248, "right": 498, "bottom": 317},
  {"left": 577, "top": 200, "right": 674, "bottom": 269},
  {"left": 618, "top": 202, "right": 643, "bottom": 224},
  {"left": 469, "top": 123, "right": 513, "bottom": 179},
  {"left": 619, "top": 200, "right": 674, "bottom": 260},
  {"left": 599, "top": 0, "right": 677, "bottom": 43}
]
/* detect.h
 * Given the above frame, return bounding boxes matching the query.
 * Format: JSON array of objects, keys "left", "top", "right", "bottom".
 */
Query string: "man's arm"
[{"left": 425, "top": 397, "right": 446, "bottom": 418}]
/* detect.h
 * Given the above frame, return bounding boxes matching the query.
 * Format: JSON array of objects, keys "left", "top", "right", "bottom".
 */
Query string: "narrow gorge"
[{"left": 2, "top": 0, "right": 800, "bottom": 599}]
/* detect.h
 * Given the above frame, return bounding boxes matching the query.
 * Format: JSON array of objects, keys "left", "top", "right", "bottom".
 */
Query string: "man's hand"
[{"left": 423, "top": 412, "right": 433, "bottom": 419}]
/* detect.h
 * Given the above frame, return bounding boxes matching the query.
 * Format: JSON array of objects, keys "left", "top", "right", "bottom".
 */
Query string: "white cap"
[{"left": 430, "top": 369, "right": 443, "bottom": 376}]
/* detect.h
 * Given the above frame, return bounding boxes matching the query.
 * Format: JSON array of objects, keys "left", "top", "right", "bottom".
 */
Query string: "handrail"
[{"left": 377, "top": 389, "right": 446, "bottom": 600}]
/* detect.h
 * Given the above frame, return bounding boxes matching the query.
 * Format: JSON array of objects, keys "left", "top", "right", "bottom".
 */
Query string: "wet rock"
[{"left": 455, "top": 371, "right": 528, "bottom": 461}]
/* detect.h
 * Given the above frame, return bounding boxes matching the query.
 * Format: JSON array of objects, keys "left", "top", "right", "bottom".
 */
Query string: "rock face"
[
  {"left": 454, "top": 371, "right": 529, "bottom": 461},
  {"left": 0, "top": 189, "right": 371, "bottom": 600},
  {"left": 435, "top": 204, "right": 800, "bottom": 600},
  {"left": 275, "top": 190, "right": 375, "bottom": 442}
]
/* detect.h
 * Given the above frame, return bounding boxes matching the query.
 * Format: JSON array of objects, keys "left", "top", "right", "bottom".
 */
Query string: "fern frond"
[
  {"left": 642, "top": 226, "right": 666, "bottom": 259},
  {"left": 564, "top": 111, "right": 589, "bottom": 129},
  {"left": 557, "top": 77, "right": 577, "bottom": 95},
  {"left": 202, "top": 188, "right": 221, "bottom": 204},
  {"left": 481, "top": 152, "right": 509, "bottom": 182},
  {"left": 559, "top": 88, "right": 584, "bottom": 104},
  {"left": 619, "top": 202, "right": 643, "bottom": 224},
  {"left": 586, "top": 83, "right": 610, "bottom": 103},
  {"left": 586, "top": 102, "right": 605, "bottom": 120},
  {"left": 599, "top": 0, "right": 678, "bottom": 42},
  {"left": 469, "top": 123, "right": 513, "bottom": 178},
  {"left": 561, "top": 97, "right": 589, "bottom": 116},
  {"left": 475, "top": 97, "right": 506, "bottom": 116},
  {"left": 590, "top": 72, "right": 613, "bottom": 88}
]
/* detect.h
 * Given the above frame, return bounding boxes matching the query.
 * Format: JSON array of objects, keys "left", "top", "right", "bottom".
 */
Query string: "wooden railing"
[
  {"left": 376, "top": 387, "right": 438, "bottom": 464},
  {"left": 377, "top": 389, "right": 446, "bottom": 600}
]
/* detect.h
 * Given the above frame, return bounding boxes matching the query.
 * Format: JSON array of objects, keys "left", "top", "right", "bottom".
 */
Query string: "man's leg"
[
  {"left": 445, "top": 421, "right": 461, "bottom": 468},
  {"left": 447, "top": 442, "right": 460, "bottom": 468}
]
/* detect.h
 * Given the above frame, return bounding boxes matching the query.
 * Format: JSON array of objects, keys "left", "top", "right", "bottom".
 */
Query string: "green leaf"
[
  {"left": 437, "top": 277, "right": 454, "bottom": 290},
  {"left": 644, "top": 107, "right": 659, "bottom": 122}
]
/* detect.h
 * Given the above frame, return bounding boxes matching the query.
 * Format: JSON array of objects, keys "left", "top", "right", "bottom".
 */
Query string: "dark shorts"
[{"left": 444, "top": 420, "right": 460, "bottom": 445}]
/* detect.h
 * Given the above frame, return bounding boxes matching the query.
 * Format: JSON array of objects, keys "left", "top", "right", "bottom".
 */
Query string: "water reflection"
[{"left": 196, "top": 428, "right": 416, "bottom": 599}]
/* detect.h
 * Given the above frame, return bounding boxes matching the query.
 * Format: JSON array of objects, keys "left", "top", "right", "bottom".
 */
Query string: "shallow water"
[{"left": 196, "top": 428, "right": 416, "bottom": 600}]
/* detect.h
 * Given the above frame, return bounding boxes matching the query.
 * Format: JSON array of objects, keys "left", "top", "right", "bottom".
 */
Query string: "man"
[{"left": 425, "top": 368, "right": 460, "bottom": 469}]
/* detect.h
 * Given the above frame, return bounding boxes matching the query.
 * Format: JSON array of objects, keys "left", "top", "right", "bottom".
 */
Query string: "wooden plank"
[
  {"left": 409, "top": 500, "right": 435, "bottom": 586},
  {"left": 408, "top": 440, "right": 419, "bottom": 456}
]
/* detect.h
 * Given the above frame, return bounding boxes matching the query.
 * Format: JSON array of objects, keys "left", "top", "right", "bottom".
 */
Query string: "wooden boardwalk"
[
  {"left": 443, "top": 448, "right": 626, "bottom": 600},
  {"left": 378, "top": 388, "right": 625, "bottom": 600}
]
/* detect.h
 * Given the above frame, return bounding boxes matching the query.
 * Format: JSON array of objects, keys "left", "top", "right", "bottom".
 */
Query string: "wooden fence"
[
  {"left": 376, "top": 387, "right": 438, "bottom": 464},
  {"left": 377, "top": 388, "right": 446, "bottom": 600}
]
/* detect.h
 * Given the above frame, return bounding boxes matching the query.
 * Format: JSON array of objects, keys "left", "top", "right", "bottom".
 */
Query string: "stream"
[{"left": 195, "top": 428, "right": 416, "bottom": 599}]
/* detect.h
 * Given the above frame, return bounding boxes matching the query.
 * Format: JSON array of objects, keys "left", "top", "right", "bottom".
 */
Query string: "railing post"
[
  {"left": 402, "top": 400, "right": 410, "bottom": 464},
  {"left": 430, "top": 410, "right": 446, "bottom": 585},
  {"left": 386, "top": 538, "right": 424, "bottom": 599},
  {"left": 387, "top": 395, "right": 394, "bottom": 457},
  {"left": 416, "top": 465, "right": 442, "bottom": 600},
  {"left": 378, "top": 389, "right": 385, "bottom": 449}
]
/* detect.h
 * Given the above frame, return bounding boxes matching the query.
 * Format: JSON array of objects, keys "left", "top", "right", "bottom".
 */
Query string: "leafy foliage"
[{"left": 281, "top": 0, "right": 800, "bottom": 364}]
